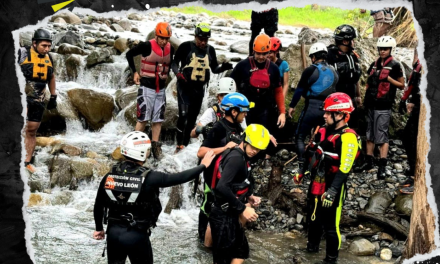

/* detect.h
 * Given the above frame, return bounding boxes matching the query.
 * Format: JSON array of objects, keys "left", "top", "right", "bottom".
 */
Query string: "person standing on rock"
[
  {"left": 18, "top": 28, "right": 57, "bottom": 174},
  {"left": 190, "top": 77, "right": 240, "bottom": 139},
  {"left": 92, "top": 131, "right": 215, "bottom": 264},
  {"left": 268, "top": 37, "right": 290, "bottom": 98},
  {"left": 196, "top": 92, "right": 250, "bottom": 247},
  {"left": 361, "top": 8, "right": 394, "bottom": 38},
  {"left": 209, "top": 124, "right": 268, "bottom": 264},
  {"left": 126, "top": 22, "right": 175, "bottom": 161},
  {"left": 326, "top": 24, "right": 362, "bottom": 129},
  {"left": 288, "top": 43, "right": 338, "bottom": 180},
  {"left": 171, "top": 22, "right": 233, "bottom": 154},
  {"left": 231, "top": 33, "right": 285, "bottom": 171},
  {"left": 357, "top": 36, "right": 405, "bottom": 179},
  {"left": 294, "top": 93, "right": 360, "bottom": 264},
  {"left": 249, "top": 8, "right": 279, "bottom": 57},
  {"left": 399, "top": 46, "right": 422, "bottom": 194}
]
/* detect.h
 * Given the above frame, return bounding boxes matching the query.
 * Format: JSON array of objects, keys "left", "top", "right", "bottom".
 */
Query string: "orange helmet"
[
  {"left": 270, "top": 37, "right": 282, "bottom": 51},
  {"left": 253, "top": 34, "right": 271, "bottom": 52},
  {"left": 155, "top": 22, "right": 172, "bottom": 38}
]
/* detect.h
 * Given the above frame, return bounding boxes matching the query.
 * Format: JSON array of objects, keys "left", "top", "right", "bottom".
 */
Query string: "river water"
[{"left": 23, "top": 10, "right": 402, "bottom": 264}]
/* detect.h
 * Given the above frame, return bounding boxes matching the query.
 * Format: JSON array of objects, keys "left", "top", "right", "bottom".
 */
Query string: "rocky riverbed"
[{"left": 19, "top": 9, "right": 416, "bottom": 264}]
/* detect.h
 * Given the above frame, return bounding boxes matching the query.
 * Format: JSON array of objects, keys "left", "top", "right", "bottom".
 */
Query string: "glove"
[
  {"left": 195, "top": 125, "right": 204, "bottom": 136},
  {"left": 293, "top": 170, "right": 309, "bottom": 185},
  {"left": 47, "top": 94, "right": 57, "bottom": 110},
  {"left": 176, "top": 73, "right": 186, "bottom": 82},
  {"left": 399, "top": 100, "right": 407, "bottom": 115},
  {"left": 221, "top": 62, "right": 233, "bottom": 71},
  {"left": 321, "top": 187, "right": 338, "bottom": 208}
]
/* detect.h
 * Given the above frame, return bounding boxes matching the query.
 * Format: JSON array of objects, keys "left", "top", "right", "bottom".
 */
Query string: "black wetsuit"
[
  {"left": 93, "top": 160, "right": 205, "bottom": 264},
  {"left": 171, "top": 41, "right": 223, "bottom": 147},
  {"left": 209, "top": 147, "right": 253, "bottom": 264}
]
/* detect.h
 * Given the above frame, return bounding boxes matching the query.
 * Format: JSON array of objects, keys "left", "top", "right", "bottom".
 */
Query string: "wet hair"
[{"left": 312, "top": 51, "right": 327, "bottom": 61}]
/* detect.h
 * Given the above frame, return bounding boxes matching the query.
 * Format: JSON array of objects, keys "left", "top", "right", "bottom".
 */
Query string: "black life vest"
[
  {"left": 327, "top": 45, "right": 361, "bottom": 85},
  {"left": 104, "top": 161, "right": 162, "bottom": 228},
  {"left": 366, "top": 56, "right": 399, "bottom": 103},
  {"left": 211, "top": 147, "right": 252, "bottom": 203},
  {"left": 182, "top": 42, "right": 211, "bottom": 84}
]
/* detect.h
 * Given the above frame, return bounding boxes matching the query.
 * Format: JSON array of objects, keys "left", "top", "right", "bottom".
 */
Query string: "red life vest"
[
  {"left": 140, "top": 39, "right": 171, "bottom": 92},
  {"left": 249, "top": 57, "right": 271, "bottom": 89},
  {"left": 367, "top": 56, "right": 398, "bottom": 99},
  {"left": 401, "top": 59, "right": 422, "bottom": 101},
  {"left": 211, "top": 148, "right": 251, "bottom": 200}
]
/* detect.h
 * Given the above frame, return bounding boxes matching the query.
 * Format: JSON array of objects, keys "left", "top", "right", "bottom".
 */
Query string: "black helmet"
[
  {"left": 333, "top": 24, "right": 357, "bottom": 41},
  {"left": 194, "top": 22, "right": 211, "bottom": 38},
  {"left": 32, "top": 28, "right": 52, "bottom": 42}
]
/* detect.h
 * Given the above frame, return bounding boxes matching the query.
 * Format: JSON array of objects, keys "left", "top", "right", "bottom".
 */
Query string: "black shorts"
[
  {"left": 27, "top": 97, "right": 45, "bottom": 122},
  {"left": 209, "top": 206, "right": 249, "bottom": 264},
  {"left": 250, "top": 8, "right": 279, "bottom": 34}
]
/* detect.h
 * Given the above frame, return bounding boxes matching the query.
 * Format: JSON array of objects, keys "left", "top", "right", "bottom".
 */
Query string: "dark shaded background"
[{"left": 0, "top": 0, "right": 439, "bottom": 263}]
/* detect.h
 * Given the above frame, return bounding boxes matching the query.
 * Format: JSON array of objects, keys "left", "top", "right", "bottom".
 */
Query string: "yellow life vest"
[{"left": 20, "top": 47, "right": 53, "bottom": 82}]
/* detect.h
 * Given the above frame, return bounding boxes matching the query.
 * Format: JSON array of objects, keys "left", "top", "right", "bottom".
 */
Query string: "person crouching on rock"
[
  {"left": 294, "top": 93, "right": 360, "bottom": 264},
  {"left": 209, "top": 124, "right": 269, "bottom": 264},
  {"left": 92, "top": 131, "right": 215, "bottom": 264}
]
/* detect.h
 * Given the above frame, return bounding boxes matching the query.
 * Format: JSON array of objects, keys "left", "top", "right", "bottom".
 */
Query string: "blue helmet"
[{"left": 220, "top": 92, "right": 251, "bottom": 112}]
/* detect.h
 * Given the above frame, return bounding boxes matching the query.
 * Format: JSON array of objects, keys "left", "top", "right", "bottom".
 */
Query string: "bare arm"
[
  {"left": 388, "top": 76, "right": 405, "bottom": 90},
  {"left": 282, "top": 72, "right": 289, "bottom": 98}
]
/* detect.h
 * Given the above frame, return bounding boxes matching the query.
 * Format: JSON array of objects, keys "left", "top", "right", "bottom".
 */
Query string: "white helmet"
[
  {"left": 309, "top": 42, "right": 328, "bottom": 57},
  {"left": 377, "top": 36, "right": 397, "bottom": 56},
  {"left": 215, "top": 77, "right": 236, "bottom": 95},
  {"left": 120, "top": 131, "right": 151, "bottom": 161}
]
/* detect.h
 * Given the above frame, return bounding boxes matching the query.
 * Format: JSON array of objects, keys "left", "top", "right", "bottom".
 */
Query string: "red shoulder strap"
[{"left": 249, "top": 56, "right": 257, "bottom": 70}]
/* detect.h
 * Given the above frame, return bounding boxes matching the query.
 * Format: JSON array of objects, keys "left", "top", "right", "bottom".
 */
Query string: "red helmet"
[
  {"left": 322, "top": 92, "right": 354, "bottom": 113},
  {"left": 270, "top": 37, "right": 282, "bottom": 51}
]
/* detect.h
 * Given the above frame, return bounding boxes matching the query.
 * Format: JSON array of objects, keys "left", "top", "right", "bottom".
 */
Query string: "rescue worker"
[
  {"left": 294, "top": 93, "right": 360, "bottom": 264},
  {"left": 209, "top": 124, "right": 269, "bottom": 264},
  {"left": 196, "top": 92, "right": 251, "bottom": 247},
  {"left": 231, "top": 33, "right": 286, "bottom": 170},
  {"left": 268, "top": 37, "right": 290, "bottom": 98},
  {"left": 326, "top": 24, "right": 362, "bottom": 129},
  {"left": 399, "top": 46, "right": 422, "bottom": 194},
  {"left": 171, "top": 22, "right": 233, "bottom": 153},
  {"left": 249, "top": 8, "right": 279, "bottom": 56},
  {"left": 18, "top": 28, "right": 57, "bottom": 174},
  {"left": 126, "top": 22, "right": 175, "bottom": 161},
  {"left": 190, "top": 77, "right": 240, "bottom": 139},
  {"left": 92, "top": 131, "right": 215, "bottom": 264},
  {"left": 288, "top": 43, "right": 338, "bottom": 178},
  {"left": 358, "top": 36, "right": 405, "bottom": 179}
]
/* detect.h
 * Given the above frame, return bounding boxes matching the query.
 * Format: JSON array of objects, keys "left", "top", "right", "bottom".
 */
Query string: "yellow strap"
[{"left": 311, "top": 196, "right": 318, "bottom": 221}]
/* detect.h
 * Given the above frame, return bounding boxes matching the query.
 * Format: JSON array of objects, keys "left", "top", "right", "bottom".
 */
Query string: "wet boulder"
[
  {"left": 86, "top": 48, "right": 114, "bottom": 67},
  {"left": 117, "top": 19, "right": 132, "bottom": 31},
  {"left": 36, "top": 137, "right": 62, "bottom": 147},
  {"left": 114, "top": 38, "right": 129, "bottom": 53},
  {"left": 50, "top": 155, "right": 73, "bottom": 188},
  {"left": 51, "top": 190, "right": 74, "bottom": 205},
  {"left": 128, "top": 13, "right": 143, "bottom": 21},
  {"left": 230, "top": 40, "right": 249, "bottom": 55},
  {"left": 50, "top": 11, "right": 82, "bottom": 25},
  {"left": 364, "top": 191, "right": 393, "bottom": 214},
  {"left": 394, "top": 193, "right": 413, "bottom": 217},
  {"left": 349, "top": 238, "right": 376, "bottom": 256},
  {"left": 111, "top": 24, "right": 125, "bottom": 32},
  {"left": 115, "top": 86, "right": 137, "bottom": 110},
  {"left": 28, "top": 193, "right": 51, "bottom": 207},
  {"left": 297, "top": 27, "right": 322, "bottom": 45},
  {"left": 57, "top": 43, "right": 87, "bottom": 55},
  {"left": 71, "top": 158, "right": 94, "bottom": 181},
  {"left": 67, "top": 88, "right": 115, "bottom": 130},
  {"left": 65, "top": 54, "right": 83, "bottom": 80},
  {"left": 53, "top": 31, "right": 84, "bottom": 49},
  {"left": 19, "top": 31, "right": 33, "bottom": 47}
]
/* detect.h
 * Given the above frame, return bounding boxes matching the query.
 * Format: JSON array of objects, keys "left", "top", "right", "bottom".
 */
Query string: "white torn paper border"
[{"left": 14, "top": 0, "right": 435, "bottom": 263}]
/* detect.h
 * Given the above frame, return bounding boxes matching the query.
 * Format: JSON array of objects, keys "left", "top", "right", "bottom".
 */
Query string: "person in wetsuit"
[
  {"left": 196, "top": 92, "right": 250, "bottom": 248},
  {"left": 171, "top": 22, "right": 233, "bottom": 153},
  {"left": 209, "top": 124, "right": 270, "bottom": 264},
  {"left": 288, "top": 42, "right": 338, "bottom": 179},
  {"left": 92, "top": 131, "right": 215, "bottom": 264},
  {"left": 294, "top": 93, "right": 360, "bottom": 264}
]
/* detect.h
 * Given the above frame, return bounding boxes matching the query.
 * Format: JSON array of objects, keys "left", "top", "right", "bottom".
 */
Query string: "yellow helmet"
[{"left": 244, "top": 124, "right": 270, "bottom": 150}]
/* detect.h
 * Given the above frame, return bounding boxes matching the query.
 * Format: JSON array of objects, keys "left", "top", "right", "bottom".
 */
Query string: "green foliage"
[{"left": 161, "top": 5, "right": 372, "bottom": 30}]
